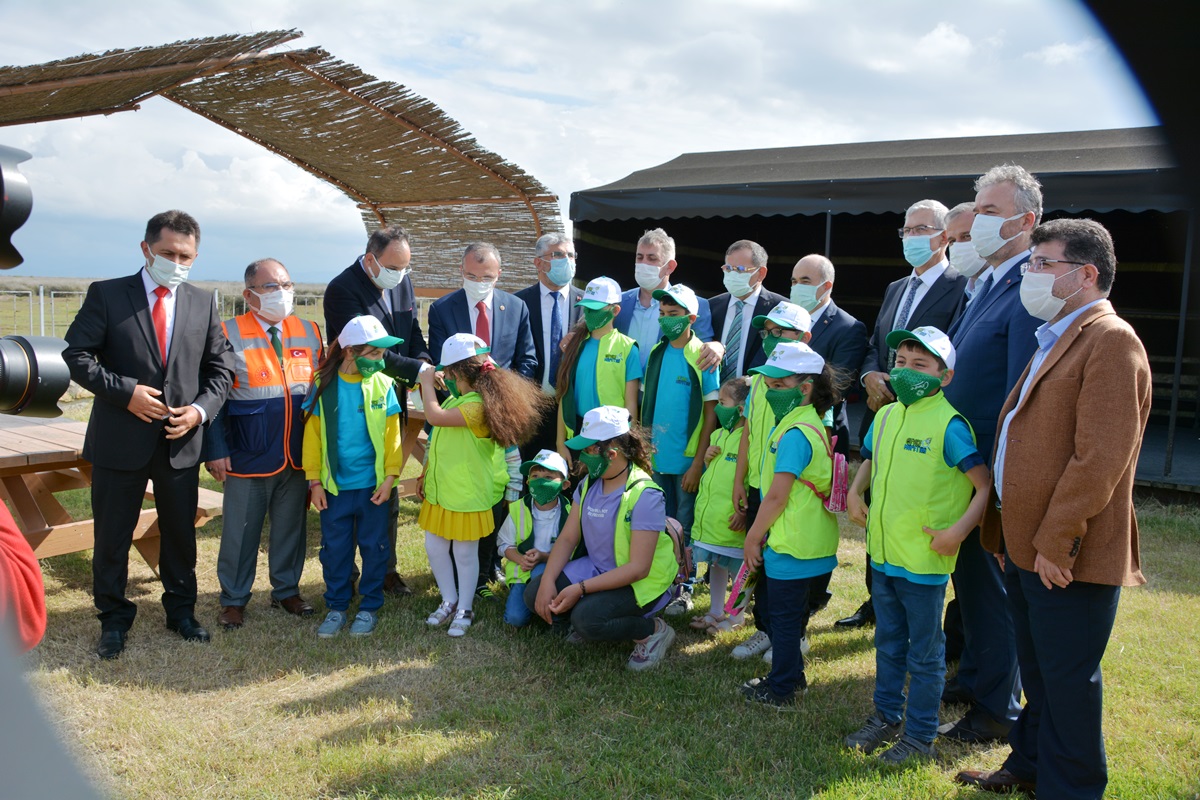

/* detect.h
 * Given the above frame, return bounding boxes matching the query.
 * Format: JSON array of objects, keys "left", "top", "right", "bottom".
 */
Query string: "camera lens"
[{"left": 0, "top": 335, "right": 71, "bottom": 418}]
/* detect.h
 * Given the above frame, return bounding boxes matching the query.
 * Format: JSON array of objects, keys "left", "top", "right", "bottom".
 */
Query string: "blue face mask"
[
  {"left": 547, "top": 257, "right": 575, "bottom": 287},
  {"left": 902, "top": 234, "right": 939, "bottom": 268}
]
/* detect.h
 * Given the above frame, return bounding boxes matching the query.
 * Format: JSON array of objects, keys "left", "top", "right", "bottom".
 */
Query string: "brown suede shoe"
[
  {"left": 218, "top": 606, "right": 245, "bottom": 629},
  {"left": 271, "top": 595, "right": 316, "bottom": 617},
  {"left": 383, "top": 572, "right": 413, "bottom": 596},
  {"left": 955, "top": 768, "right": 1036, "bottom": 796}
]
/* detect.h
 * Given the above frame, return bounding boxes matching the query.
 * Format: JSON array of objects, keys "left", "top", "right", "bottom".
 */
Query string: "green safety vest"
[
  {"left": 560, "top": 329, "right": 637, "bottom": 440},
  {"left": 744, "top": 374, "right": 773, "bottom": 490},
  {"left": 315, "top": 372, "right": 393, "bottom": 496},
  {"left": 503, "top": 496, "right": 570, "bottom": 585},
  {"left": 866, "top": 392, "right": 975, "bottom": 576},
  {"left": 425, "top": 393, "right": 508, "bottom": 512},
  {"left": 760, "top": 403, "right": 840, "bottom": 560},
  {"left": 692, "top": 425, "right": 747, "bottom": 550},
  {"left": 641, "top": 332, "right": 705, "bottom": 459}
]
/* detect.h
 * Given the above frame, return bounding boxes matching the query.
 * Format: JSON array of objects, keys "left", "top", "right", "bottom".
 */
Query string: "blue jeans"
[
  {"left": 654, "top": 470, "right": 697, "bottom": 586},
  {"left": 504, "top": 563, "right": 545, "bottom": 627},
  {"left": 763, "top": 573, "right": 811, "bottom": 699},
  {"left": 871, "top": 567, "right": 947, "bottom": 743},
  {"left": 320, "top": 487, "right": 390, "bottom": 613}
]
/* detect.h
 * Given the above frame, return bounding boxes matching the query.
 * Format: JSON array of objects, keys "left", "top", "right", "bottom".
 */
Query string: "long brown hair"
[
  {"left": 553, "top": 318, "right": 592, "bottom": 404},
  {"left": 304, "top": 341, "right": 370, "bottom": 421},
  {"left": 804, "top": 363, "right": 849, "bottom": 419},
  {"left": 448, "top": 356, "right": 553, "bottom": 448}
]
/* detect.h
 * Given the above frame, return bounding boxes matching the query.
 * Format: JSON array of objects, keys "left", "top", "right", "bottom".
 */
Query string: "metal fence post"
[{"left": 38, "top": 285, "right": 44, "bottom": 335}]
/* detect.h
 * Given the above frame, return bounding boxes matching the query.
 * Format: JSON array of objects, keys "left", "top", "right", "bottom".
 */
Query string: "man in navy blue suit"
[
  {"left": 708, "top": 239, "right": 789, "bottom": 381},
  {"left": 938, "top": 165, "right": 1043, "bottom": 744}
]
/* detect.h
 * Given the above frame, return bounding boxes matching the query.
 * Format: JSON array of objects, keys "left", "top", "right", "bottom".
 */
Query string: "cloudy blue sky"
[{"left": 0, "top": 0, "right": 1156, "bottom": 285}]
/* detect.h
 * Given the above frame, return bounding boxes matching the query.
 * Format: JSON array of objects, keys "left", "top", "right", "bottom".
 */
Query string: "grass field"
[{"left": 16, "top": 461, "right": 1200, "bottom": 799}]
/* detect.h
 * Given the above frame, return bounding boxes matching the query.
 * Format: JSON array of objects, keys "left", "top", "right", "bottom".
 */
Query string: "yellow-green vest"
[
  {"left": 641, "top": 332, "right": 706, "bottom": 458},
  {"left": 744, "top": 374, "right": 773, "bottom": 490},
  {"left": 582, "top": 466, "right": 677, "bottom": 607},
  {"left": 760, "top": 403, "right": 840, "bottom": 560},
  {"left": 504, "top": 496, "right": 570, "bottom": 584},
  {"left": 315, "top": 373, "right": 393, "bottom": 496},
  {"left": 866, "top": 392, "right": 975, "bottom": 576},
  {"left": 425, "top": 393, "right": 508, "bottom": 512},
  {"left": 693, "top": 425, "right": 747, "bottom": 550},
  {"left": 561, "top": 329, "right": 637, "bottom": 440}
]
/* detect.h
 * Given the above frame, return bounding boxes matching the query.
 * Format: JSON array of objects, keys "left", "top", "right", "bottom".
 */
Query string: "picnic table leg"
[{"left": 132, "top": 519, "right": 162, "bottom": 577}]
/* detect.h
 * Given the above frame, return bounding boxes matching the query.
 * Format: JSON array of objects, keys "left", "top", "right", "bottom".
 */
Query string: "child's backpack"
[
  {"left": 663, "top": 516, "right": 695, "bottom": 587},
  {"left": 795, "top": 423, "right": 848, "bottom": 513}
]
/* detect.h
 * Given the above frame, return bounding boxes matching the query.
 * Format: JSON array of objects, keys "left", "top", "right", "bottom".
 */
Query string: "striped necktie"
[{"left": 721, "top": 299, "right": 744, "bottom": 382}]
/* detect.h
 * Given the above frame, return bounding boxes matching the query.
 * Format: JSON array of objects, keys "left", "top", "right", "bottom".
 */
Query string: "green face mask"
[
  {"left": 714, "top": 403, "right": 741, "bottom": 432},
  {"left": 528, "top": 477, "right": 563, "bottom": 506},
  {"left": 658, "top": 315, "right": 690, "bottom": 341},
  {"left": 583, "top": 307, "right": 615, "bottom": 332},
  {"left": 764, "top": 380, "right": 811, "bottom": 423},
  {"left": 889, "top": 367, "right": 942, "bottom": 406},
  {"left": 355, "top": 356, "right": 385, "bottom": 379},
  {"left": 762, "top": 334, "right": 785, "bottom": 358},
  {"left": 578, "top": 449, "right": 611, "bottom": 480},
  {"left": 444, "top": 377, "right": 460, "bottom": 398}
]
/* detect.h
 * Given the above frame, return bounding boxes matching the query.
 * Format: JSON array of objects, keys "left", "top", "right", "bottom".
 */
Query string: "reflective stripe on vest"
[
  {"left": 866, "top": 393, "right": 975, "bottom": 576},
  {"left": 641, "top": 333, "right": 705, "bottom": 458},
  {"left": 745, "top": 374, "right": 773, "bottom": 489},
  {"left": 760, "top": 403, "right": 839, "bottom": 560},
  {"left": 561, "top": 330, "right": 636, "bottom": 440},
  {"left": 425, "top": 393, "right": 508, "bottom": 512},
  {"left": 692, "top": 425, "right": 747, "bottom": 550},
  {"left": 315, "top": 373, "right": 392, "bottom": 496}
]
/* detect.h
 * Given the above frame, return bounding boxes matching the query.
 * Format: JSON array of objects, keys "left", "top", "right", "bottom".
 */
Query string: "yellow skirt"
[{"left": 418, "top": 500, "right": 494, "bottom": 541}]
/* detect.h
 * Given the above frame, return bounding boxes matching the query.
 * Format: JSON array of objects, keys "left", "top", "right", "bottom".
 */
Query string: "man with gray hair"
[{"left": 710, "top": 239, "right": 788, "bottom": 381}]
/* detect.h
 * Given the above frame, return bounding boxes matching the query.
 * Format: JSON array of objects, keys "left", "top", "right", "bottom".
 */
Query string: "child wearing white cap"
[
  {"left": 740, "top": 340, "right": 842, "bottom": 707},
  {"left": 416, "top": 333, "right": 552, "bottom": 637},
  {"left": 303, "top": 315, "right": 406, "bottom": 638},
  {"left": 555, "top": 277, "right": 642, "bottom": 460},
  {"left": 496, "top": 449, "right": 572, "bottom": 627},
  {"left": 843, "top": 326, "right": 989, "bottom": 763}
]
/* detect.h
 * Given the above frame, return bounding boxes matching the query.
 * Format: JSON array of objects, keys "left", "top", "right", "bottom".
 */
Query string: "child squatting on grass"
[
  {"left": 844, "top": 326, "right": 991, "bottom": 765},
  {"left": 303, "top": 315, "right": 405, "bottom": 639},
  {"left": 416, "top": 333, "right": 550, "bottom": 638}
]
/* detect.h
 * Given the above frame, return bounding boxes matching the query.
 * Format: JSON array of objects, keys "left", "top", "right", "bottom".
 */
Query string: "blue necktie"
[{"left": 549, "top": 291, "right": 562, "bottom": 384}]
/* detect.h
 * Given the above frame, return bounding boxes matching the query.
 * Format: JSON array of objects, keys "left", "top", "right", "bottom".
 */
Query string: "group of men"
[{"left": 61, "top": 159, "right": 1149, "bottom": 799}]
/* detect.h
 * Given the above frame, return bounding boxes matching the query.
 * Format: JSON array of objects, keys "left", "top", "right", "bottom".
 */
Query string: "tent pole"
[
  {"left": 1163, "top": 208, "right": 1194, "bottom": 477},
  {"left": 824, "top": 211, "right": 832, "bottom": 257}
]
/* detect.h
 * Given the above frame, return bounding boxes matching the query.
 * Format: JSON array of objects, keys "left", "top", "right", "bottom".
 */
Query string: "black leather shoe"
[
  {"left": 938, "top": 711, "right": 1012, "bottom": 743},
  {"left": 955, "top": 767, "right": 1036, "bottom": 795},
  {"left": 941, "top": 680, "right": 972, "bottom": 706},
  {"left": 835, "top": 601, "right": 875, "bottom": 629},
  {"left": 97, "top": 630, "right": 126, "bottom": 660},
  {"left": 167, "top": 617, "right": 211, "bottom": 643}
]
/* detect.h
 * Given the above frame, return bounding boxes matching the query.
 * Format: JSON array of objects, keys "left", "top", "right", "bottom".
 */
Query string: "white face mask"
[
  {"left": 949, "top": 241, "right": 987, "bottom": 278},
  {"left": 463, "top": 276, "right": 496, "bottom": 304},
  {"left": 789, "top": 283, "right": 828, "bottom": 313},
  {"left": 146, "top": 253, "right": 190, "bottom": 288},
  {"left": 723, "top": 267, "right": 759, "bottom": 298},
  {"left": 252, "top": 288, "right": 294, "bottom": 324},
  {"left": 1019, "top": 266, "right": 1084, "bottom": 321},
  {"left": 368, "top": 255, "right": 407, "bottom": 291},
  {"left": 970, "top": 212, "right": 1026, "bottom": 258},
  {"left": 634, "top": 263, "right": 663, "bottom": 292}
]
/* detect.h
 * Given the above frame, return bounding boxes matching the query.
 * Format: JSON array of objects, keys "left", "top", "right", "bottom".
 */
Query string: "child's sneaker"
[
  {"left": 741, "top": 680, "right": 802, "bottom": 708},
  {"left": 627, "top": 618, "right": 676, "bottom": 671},
  {"left": 664, "top": 588, "right": 693, "bottom": 616},
  {"left": 877, "top": 734, "right": 936, "bottom": 764},
  {"left": 844, "top": 713, "right": 903, "bottom": 753},
  {"left": 426, "top": 600, "right": 456, "bottom": 626},
  {"left": 732, "top": 630, "right": 771, "bottom": 659},
  {"left": 447, "top": 609, "right": 474, "bottom": 637},
  {"left": 348, "top": 610, "right": 378, "bottom": 636},
  {"left": 317, "top": 610, "right": 347, "bottom": 638}
]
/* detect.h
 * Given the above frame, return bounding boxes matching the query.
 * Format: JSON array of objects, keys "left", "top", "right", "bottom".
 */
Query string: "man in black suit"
[
  {"left": 836, "top": 199, "right": 967, "bottom": 630},
  {"left": 708, "top": 239, "right": 789, "bottom": 381},
  {"left": 324, "top": 225, "right": 432, "bottom": 596},
  {"left": 64, "top": 210, "right": 235, "bottom": 659},
  {"left": 514, "top": 232, "right": 583, "bottom": 460}
]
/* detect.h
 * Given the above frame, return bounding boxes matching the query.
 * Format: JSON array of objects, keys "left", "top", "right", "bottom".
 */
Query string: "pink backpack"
[{"left": 795, "top": 423, "right": 848, "bottom": 513}]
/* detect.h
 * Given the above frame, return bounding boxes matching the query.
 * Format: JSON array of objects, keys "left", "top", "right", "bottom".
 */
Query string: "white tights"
[{"left": 424, "top": 531, "right": 480, "bottom": 612}]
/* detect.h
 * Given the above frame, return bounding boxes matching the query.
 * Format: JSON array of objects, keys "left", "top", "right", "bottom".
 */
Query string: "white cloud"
[{"left": 1024, "top": 37, "right": 1105, "bottom": 66}]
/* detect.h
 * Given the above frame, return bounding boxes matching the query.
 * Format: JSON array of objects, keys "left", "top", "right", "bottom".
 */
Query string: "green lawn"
[{"left": 21, "top": 488, "right": 1200, "bottom": 799}]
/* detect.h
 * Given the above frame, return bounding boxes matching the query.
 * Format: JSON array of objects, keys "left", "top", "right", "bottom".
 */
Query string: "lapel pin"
[{"left": 500, "top": 304, "right": 505, "bottom": 311}]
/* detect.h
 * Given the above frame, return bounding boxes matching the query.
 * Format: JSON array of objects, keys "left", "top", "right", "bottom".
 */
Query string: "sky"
[{"left": 0, "top": 0, "right": 1157, "bottom": 286}]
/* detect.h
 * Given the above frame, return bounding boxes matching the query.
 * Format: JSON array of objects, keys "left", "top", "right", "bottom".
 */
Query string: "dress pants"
[
  {"left": 91, "top": 439, "right": 200, "bottom": 631},
  {"left": 1003, "top": 562, "right": 1119, "bottom": 800},
  {"left": 216, "top": 468, "right": 308, "bottom": 608}
]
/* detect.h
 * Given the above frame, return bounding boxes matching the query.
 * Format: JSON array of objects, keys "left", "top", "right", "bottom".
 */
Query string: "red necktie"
[
  {"left": 475, "top": 300, "right": 490, "bottom": 346},
  {"left": 153, "top": 286, "right": 170, "bottom": 364}
]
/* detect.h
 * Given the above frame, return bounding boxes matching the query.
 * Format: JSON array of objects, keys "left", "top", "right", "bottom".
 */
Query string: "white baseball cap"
[
  {"left": 752, "top": 301, "right": 812, "bottom": 333},
  {"left": 652, "top": 283, "right": 699, "bottom": 315},
  {"left": 437, "top": 332, "right": 491, "bottom": 369},
  {"left": 565, "top": 405, "right": 631, "bottom": 449},
  {"left": 886, "top": 326, "right": 956, "bottom": 369},
  {"left": 520, "top": 449, "right": 570, "bottom": 479},
  {"left": 576, "top": 276, "right": 622, "bottom": 309},
  {"left": 338, "top": 315, "right": 404, "bottom": 349},
  {"left": 749, "top": 340, "right": 826, "bottom": 378}
]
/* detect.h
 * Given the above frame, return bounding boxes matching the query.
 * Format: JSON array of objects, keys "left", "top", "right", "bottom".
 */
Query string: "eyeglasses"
[
  {"left": 541, "top": 250, "right": 576, "bottom": 260},
  {"left": 758, "top": 327, "right": 801, "bottom": 339},
  {"left": 250, "top": 281, "right": 295, "bottom": 291},
  {"left": 721, "top": 264, "right": 759, "bottom": 274},
  {"left": 896, "top": 226, "right": 943, "bottom": 238},
  {"left": 1022, "top": 257, "right": 1087, "bottom": 274}
]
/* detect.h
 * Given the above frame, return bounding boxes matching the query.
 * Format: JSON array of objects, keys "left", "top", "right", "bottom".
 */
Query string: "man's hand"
[
  {"left": 863, "top": 372, "right": 895, "bottom": 411},
  {"left": 127, "top": 385, "right": 169, "bottom": 423},
  {"left": 433, "top": 369, "right": 447, "bottom": 391},
  {"left": 697, "top": 341, "right": 726, "bottom": 372},
  {"left": 1034, "top": 551, "right": 1073, "bottom": 590},
  {"left": 205, "top": 457, "right": 230, "bottom": 482},
  {"left": 164, "top": 405, "right": 201, "bottom": 439}
]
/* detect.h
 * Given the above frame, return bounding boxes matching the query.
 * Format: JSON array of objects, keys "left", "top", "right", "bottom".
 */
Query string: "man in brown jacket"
[{"left": 956, "top": 219, "right": 1151, "bottom": 799}]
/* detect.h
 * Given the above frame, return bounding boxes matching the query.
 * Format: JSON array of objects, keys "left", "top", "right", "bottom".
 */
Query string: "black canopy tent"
[{"left": 570, "top": 126, "right": 1196, "bottom": 486}]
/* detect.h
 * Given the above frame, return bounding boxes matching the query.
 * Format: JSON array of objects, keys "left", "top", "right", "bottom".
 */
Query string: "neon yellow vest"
[
  {"left": 503, "top": 496, "right": 570, "bottom": 585},
  {"left": 425, "top": 393, "right": 508, "bottom": 512},
  {"left": 315, "top": 373, "right": 392, "bottom": 496},
  {"left": 760, "top": 403, "right": 840, "bottom": 560},
  {"left": 561, "top": 329, "right": 637, "bottom": 440},
  {"left": 692, "top": 425, "right": 747, "bottom": 550},
  {"left": 641, "top": 332, "right": 706, "bottom": 458},
  {"left": 744, "top": 374, "right": 773, "bottom": 489},
  {"left": 583, "top": 466, "right": 677, "bottom": 607},
  {"left": 866, "top": 392, "right": 975, "bottom": 576}
]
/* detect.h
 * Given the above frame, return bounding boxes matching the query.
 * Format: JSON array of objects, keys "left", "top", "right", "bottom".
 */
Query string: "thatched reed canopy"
[{"left": 0, "top": 30, "right": 560, "bottom": 288}]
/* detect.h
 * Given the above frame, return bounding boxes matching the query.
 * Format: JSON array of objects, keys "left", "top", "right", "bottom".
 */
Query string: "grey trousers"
[{"left": 216, "top": 469, "right": 309, "bottom": 607}]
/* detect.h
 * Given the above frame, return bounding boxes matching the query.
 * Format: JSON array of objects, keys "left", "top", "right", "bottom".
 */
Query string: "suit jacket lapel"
[
  {"left": 453, "top": 292, "right": 472, "bottom": 338},
  {"left": 809, "top": 301, "right": 837, "bottom": 347},
  {"left": 126, "top": 274, "right": 161, "bottom": 367},
  {"left": 491, "top": 293, "right": 507, "bottom": 353},
  {"left": 1015, "top": 301, "right": 1114, "bottom": 415},
  {"left": 877, "top": 280, "right": 903, "bottom": 333},
  {"left": 910, "top": 273, "right": 954, "bottom": 324}
]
